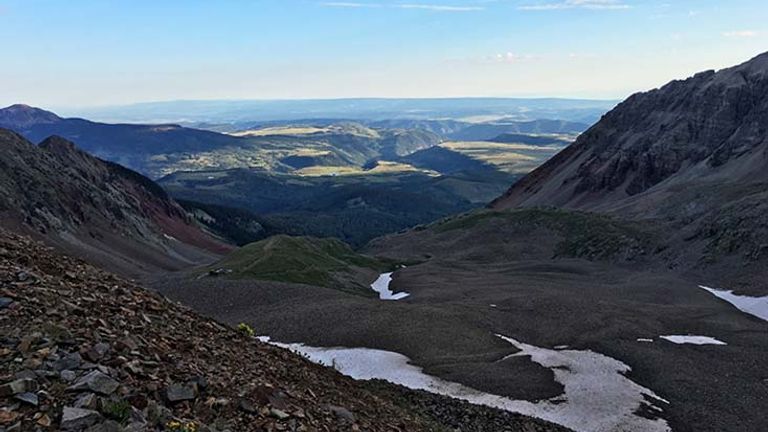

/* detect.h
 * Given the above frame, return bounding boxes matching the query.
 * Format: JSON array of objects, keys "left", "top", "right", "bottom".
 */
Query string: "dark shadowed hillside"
[{"left": 0, "top": 129, "right": 227, "bottom": 276}]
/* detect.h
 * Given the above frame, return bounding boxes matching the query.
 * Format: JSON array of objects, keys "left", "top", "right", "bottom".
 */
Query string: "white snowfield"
[
  {"left": 370, "top": 272, "right": 410, "bottom": 300},
  {"left": 699, "top": 285, "right": 768, "bottom": 322},
  {"left": 659, "top": 335, "right": 727, "bottom": 345},
  {"left": 261, "top": 335, "right": 671, "bottom": 432}
]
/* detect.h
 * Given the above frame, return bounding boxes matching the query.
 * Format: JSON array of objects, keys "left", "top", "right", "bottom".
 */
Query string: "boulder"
[{"left": 61, "top": 407, "right": 102, "bottom": 430}]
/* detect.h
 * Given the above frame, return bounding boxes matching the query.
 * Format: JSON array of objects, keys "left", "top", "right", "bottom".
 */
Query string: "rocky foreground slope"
[{"left": 0, "top": 227, "right": 568, "bottom": 432}]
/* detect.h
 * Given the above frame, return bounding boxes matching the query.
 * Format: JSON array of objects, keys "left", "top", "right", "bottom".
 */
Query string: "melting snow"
[
  {"left": 699, "top": 285, "right": 768, "bottom": 322},
  {"left": 370, "top": 272, "right": 410, "bottom": 300},
  {"left": 659, "top": 335, "right": 726, "bottom": 345},
  {"left": 261, "top": 335, "right": 670, "bottom": 432}
]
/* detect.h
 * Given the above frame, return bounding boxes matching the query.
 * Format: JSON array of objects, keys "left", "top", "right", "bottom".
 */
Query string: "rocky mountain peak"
[
  {"left": 38, "top": 135, "right": 78, "bottom": 154},
  {"left": 0, "top": 104, "right": 61, "bottom": 128}
]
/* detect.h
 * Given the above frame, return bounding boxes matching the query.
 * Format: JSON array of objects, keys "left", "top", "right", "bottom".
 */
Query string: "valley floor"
[{"left": 152, "top": 257, "right": 768, "bottom": 432}]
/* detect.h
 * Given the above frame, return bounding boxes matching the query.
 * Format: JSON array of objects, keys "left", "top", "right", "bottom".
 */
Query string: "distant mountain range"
[
  {"left": 58, "top": 97, "right": 617, "bottom": 124},
  {"left": 0, "top": 103, "right": 588, "bottom": 179}
]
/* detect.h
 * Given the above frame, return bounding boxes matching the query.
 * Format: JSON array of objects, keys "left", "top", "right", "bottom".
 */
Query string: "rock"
[
  {"left": 270, "top": 408, "right": 290, "bottom": 420},
  {"left": 187, "top": 376, "right": 208, "bottom": 392},
  {"left": 42, "top": 323, "right": 75, "bottom": 344},
  {"left": 53, "top": 352, "right": 82, "bottom": 371},
  {"left": 0, "top": 297, "right": 12, "bottom": 309},
  {"left": 61, "top": 407, "right": 102, "bottom": 430},
  {"left": 14, "top": 392, "right": 38, "bottom": 406},
  {"left": 145, "top": 401, "right": 173, "bottom": 426},
  {"left": 36, "top": 414, "right": 52, "bottom": 427},
  {"left": 74, "top": 392, "right": 99, "bottom": 410},
  {"left": 0, "top": 378, "right": 37, "bottom": 397},
  {"left": 126, "top": 394, "right": 148, "bottom": 410},
  {"left": 0, "top": 410, "right": 20, "bottom": 425},
  {"left": 123, "top": 360, "right": 143, "bottom": 375},
  {"left": 165, "top": 383, "right": 197, "bottom": 403},
  {"left": 13, "top": 370, "right": 37, "bottom": 380},
  {"left": 84, "top": 343, "right": 110, "bottom": 362},
  {"left": 68, "top": 370, "right": 119, "bottom": 395},
  {"left": 21, "top": 357, "right": 42, "bottom": 369},
  {"left": 17, "top": 334, "right": 39, "bottom": 353},
  {"left": 327, "top": 405, "right": 355, "bottom": 422},
  {"left": 238, "top": 399, "right": 258, "bottom": 414},
  {"left": 61, "top": 370, "right": 77, "bottom": 382},
  {"left": 114, "top": 337, "right": 138, "bottom": 352},
  {"left": 15, "top": 271, "right": 30, "bottom": 282},
  {"left": 128, "top": 407, "right": 146, "bottom": 426},
  {"left": 3, "top": 421, "right": 22, "bottom": 432},
  {"left": 85, "top": 420, "right": 122, "bottom": 432}
]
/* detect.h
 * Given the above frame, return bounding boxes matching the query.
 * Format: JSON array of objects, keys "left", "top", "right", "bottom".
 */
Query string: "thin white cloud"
[
  {"left": 321, "top": 2, "right": 381, "bottom": 7},
  {"left": 321, "top": 2, "right": 484, "bottom": 11},
  {"left": 519, "top": 0, "right": 630, "bottom": 11},
  {"left": 490, "top": 52, "right": 539, "bottom": 63},
  {"left": 398, "top": 4, "right": 483, "bottom": 11},
  {"left": 722, "top": 30, "right": 760, "bottom": 38}
]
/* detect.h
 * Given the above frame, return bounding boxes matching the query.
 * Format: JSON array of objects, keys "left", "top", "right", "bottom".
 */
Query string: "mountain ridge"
[
  {"left": 490, "top": 51, "right": 768, "bottom": 291},
  {"left": 0, "top": 128, "right": 228, "bottom": 276}
]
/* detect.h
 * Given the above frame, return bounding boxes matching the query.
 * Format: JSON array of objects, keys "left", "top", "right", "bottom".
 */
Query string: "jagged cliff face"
[
  {"left": 0, "top": 129, "right": 228, "bottom": 275},
  {"left": 493, "top": 52, "right": 768, "bottom": 211}
]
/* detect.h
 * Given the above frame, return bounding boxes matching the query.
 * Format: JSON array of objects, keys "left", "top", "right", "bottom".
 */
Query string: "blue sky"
[{"left": 1, "top": 0, "right": 766, "bottom": 107}]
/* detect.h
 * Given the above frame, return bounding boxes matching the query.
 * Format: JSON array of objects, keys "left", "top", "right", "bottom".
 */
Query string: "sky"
[{"left": 1, "top": 0, "right": 767, "bottom": 108}]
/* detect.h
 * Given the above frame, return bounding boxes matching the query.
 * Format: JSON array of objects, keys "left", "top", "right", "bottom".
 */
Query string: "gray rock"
[
  {"left": 0, "top": 378, "right": 37, "bottom": 397},
  {"left": 165, "top": 383, "right": 197, "bottom": 403},
  {"left": 61, "top": 407, "right": 102, "bottom": 430},
  {"left": 53, "top": 352, "right": 82, "bottom": 371},
  {"left": 14, "top": 392, "right": 38, "bottom": 406},
  {"left": 61, "top": 370, "right": 77, "bottom": 382},
  {"left": 327, "top": 405, "right": 355, "bottom": 422},
  {"left": 238, "top": 399, "right": 258, "bottom": 414},
  {"left": 84, "top": 343, "right": 110, "bottom": 362},
  {"left": 74, "top": 392, "right": 99, "bottom": 410},
  {"left": 0, "top": 297, "right": 12, "bottom": 309},
  {"left": 145, "top": 401, "right": 173, "bottom": 426},
  {"left": 68, "top": 370, "right": 119, "bottom": 395},
  {"left": 13, "top": 370, "right": 37, "bottom": 380},
  {"left": 270, "top": 408, "right": 290, "bottom": 420},
  {"left": 85, "top": 420, "right": 122, "bottom": 432}
]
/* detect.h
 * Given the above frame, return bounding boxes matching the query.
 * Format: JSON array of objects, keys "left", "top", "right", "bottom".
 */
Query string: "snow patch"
[
  {"left": 699, "top": 285, "right": 768, "bottom": 322},
  {"left": 370, "top": 272, "right": 410, "bottom": 300},
  {"left": 659, "top": 335, "right": 726, "bottom": 345},
  {"left": 262, "top": 335, "right": 670, "bottom": 432},
  {"left": 637, "top": 338, "right": 655, "bottom": 343}
]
